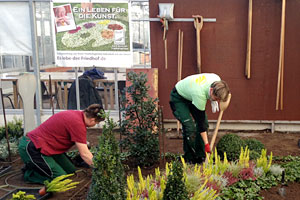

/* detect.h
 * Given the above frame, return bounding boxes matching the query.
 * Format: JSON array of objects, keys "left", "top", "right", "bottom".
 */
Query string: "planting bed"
[{"left": 0, "top": 129, "right": 299, "bottom": 200}]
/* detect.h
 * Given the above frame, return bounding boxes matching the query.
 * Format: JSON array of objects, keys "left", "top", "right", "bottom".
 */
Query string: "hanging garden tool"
[
  {"left": 245, "top": 0, "right": 253, "bottom": 79},
  {"left": 177, "top": 29, "right": 183, "bottom": 136},
  {"left": 276, "top": 0, "right": 286, "bottom": 111},
  {"left": 158, "top": 3, "right": 174, "bottom": 69},
  {"left": 193, "top": 15, "right": 204, "bottom": 73}
]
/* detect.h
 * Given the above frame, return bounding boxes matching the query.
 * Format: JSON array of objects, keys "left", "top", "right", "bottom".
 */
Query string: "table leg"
[
  {"left": 109, "top": 84, "right": 114, "bottom": 110},
  {"left": 103, "top": 84, "right": 108, "bottom": 110},
  {"left": 64, "top": 84, "right": 68, "bottom": 109},
  {"left": 57, "top": 81, "right": 63, "bottom": 109},
  {"left": 13, "top": 81, "right": 18, "bottom": 109}
]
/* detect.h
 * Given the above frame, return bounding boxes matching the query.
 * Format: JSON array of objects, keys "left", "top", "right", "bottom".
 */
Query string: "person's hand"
[
  {"left": 211, "top": 101, "right": 219, "bottom": 113},
  {"left": 205, "top": 143, "right": 211, "bottom": 154}
]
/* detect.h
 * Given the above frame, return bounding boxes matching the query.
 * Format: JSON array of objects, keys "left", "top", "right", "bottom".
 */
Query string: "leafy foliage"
[
  {"left": 217, "top": 134, "right": 265, "bottom": 161},
  {"left": 163, "top": 160, "right": 189, "bottom": 200},
  {"left": 244, "top": 139, "right": 265, "bottom": 160},
  {"left": 281, "top": 156, "right": 300, "bottom": 183},
  {"left": 0, "top": 117, "right": 23, "bottom": 141},
  {"left": 10, "top": 191, "right": 36, "bottom": 200},
  {"left": 217, "top": 134, "right": 245, "bottom": 161},
  {"left": 120, "top": 71, "right": 159, "bottom": 167},
  {"left": 44, "top": 173, "right": 79, "bottom": 193},
  {"left": 0, "top": 139, "right": 19, "bottom": 160},
  {"left": 87, "top": 113, "right": 126, "bottom": 200}
]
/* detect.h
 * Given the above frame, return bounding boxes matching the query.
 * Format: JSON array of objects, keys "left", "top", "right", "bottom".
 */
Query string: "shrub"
[
  {"left": 87, "top": 113, "right": 126, "bottom": 200},
  {"left": 217, "top": 134, "right": 245, "bottom": 161},
  {"left": 163, "top": 160, "right": 189, "bottom": 200},
  {"left": 244, "top": 139, "right": 265, "bottom": 160},
  {"left": 120, "top": 71, "right": 159, "bottom": 167},
  {"left": 0, "top": 117, "right": 23, "bottom": 141}
]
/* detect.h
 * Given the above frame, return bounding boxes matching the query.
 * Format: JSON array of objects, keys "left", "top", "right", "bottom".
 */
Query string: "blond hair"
[{"left": 211, "top": 80, "right": 230, "bottom": 101}]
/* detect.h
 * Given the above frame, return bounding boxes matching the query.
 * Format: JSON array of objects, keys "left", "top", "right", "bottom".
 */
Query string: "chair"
[{"left": 3, "top": 93, "right": 15, "bottom": 109}]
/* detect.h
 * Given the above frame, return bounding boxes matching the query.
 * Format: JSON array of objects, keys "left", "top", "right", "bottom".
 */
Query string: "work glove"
[
  {"left": 211, "top": 101, "right": 219, "bottom": 113},
  {"left": 205, "top": 143, "right": 211, "bottom": 154}
]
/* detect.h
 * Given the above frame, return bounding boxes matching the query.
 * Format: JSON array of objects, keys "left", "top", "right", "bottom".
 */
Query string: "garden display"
[
  {"left": 60, "top": 20, "right": 126, "bottom": 48},
  {"left": 125, "top": 147, "right": 281, "bottom": 200}
]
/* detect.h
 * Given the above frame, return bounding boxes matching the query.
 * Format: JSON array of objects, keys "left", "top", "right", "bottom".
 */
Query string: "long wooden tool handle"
[
  {"left": 180, "top": 31, "right": 183, "bottom": 79},
  {"left": 276, "top": 0, "right": 286, "bottom": 110},
  {"left": 245, "top": 0, "right": 253, "bottom": 79},
  {"left": 178, "top": 29, "right": 181, "bottom": 81},
  {"left": 196, "top": 28, "right": 201, "bottom": 73},
  {"left": 210, "top": 110, "right": 224, "bottom": 151},
  {"left": 280, "top": 0, "right": 286, "bottom": 110},
  {"left": 164, "top": 39, "right": 168, "bottom": 69},
  {"left": 177, "top": 30, "right": 181, "bottom": 134}
]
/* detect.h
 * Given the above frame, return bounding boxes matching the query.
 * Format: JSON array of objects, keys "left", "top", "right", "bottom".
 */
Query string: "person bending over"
[
  {"left": 18, "top": 104, "right": 104, "bottom": 184},
  {"left": 169, "top": 73, "right": 230, "bottom": 164}
]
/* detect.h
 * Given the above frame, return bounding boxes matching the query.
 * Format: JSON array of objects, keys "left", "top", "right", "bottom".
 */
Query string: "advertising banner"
[{"left": 51, "top": 1, "right": 132, "bottom": 68}]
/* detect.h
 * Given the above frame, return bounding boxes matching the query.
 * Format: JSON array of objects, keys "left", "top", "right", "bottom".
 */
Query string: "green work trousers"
[
  {"left": 18, "top": 136, "right": 76, "bottom": 184},
  {"left": 170, "top": 88, "right": 208, "bottom": 163}
]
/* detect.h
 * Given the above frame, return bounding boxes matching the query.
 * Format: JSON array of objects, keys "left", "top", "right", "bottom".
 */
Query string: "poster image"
[
  {"left": 53, "top": 4, "right": 76, "bottom": 33},
  {"left": 52, "top": 1, "right": 132, "bottom": 68}
]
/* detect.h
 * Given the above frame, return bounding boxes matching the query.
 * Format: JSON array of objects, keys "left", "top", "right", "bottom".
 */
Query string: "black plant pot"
[{"left": 0, "top": 188, "right": 52, "bottom": 200}]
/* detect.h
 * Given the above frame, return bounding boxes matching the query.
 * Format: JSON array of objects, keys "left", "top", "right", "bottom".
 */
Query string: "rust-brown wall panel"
[{"left": 150, "top": 0, "right": 300, "bottom": 121}]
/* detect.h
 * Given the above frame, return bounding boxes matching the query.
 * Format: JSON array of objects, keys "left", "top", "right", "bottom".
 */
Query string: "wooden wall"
[{"left": 149, "top": 0, "right": 300, "bottom": 121}]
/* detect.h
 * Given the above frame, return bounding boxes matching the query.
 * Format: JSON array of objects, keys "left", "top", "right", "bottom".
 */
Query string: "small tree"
[
  {"left": 87, "top": 113, "right": 126, "bottom": 200},
  {"left": 163, "top": 160, "right": 189, "bottom": 200},
  {"left": 120, "top": 71, "right": 159, "bottom": 167}
]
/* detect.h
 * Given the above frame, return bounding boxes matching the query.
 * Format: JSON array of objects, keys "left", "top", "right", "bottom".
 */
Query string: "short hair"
[
  {"left": 211, "top": 80, "right": 230, "bottom": 101},
  {"left": 84, "top": 104, "right": 105, "bottom": 122}
]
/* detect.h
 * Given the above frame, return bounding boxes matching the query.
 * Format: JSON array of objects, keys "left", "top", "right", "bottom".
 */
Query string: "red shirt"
[{"left": 27, "top": 110, "right": 87, "bottom": 156}]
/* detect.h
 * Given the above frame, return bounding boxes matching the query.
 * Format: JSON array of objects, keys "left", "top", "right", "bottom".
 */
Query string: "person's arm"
[
  {"left": 75, "top": 142, "right": 93, "bottom": 166},
  {"left": 200, "top": 131, "right": 209, "bottom": 144}
]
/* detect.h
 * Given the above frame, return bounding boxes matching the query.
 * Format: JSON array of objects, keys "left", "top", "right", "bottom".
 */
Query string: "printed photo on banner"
[
  {"left": 51, "top": 1, "right": 132, "bottom": 68},
  {"left": 53, "top": 4, "right": 76, "bottom": 32}
]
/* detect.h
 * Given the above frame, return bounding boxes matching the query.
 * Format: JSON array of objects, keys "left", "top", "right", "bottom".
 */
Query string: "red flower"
[
  {"left": 68, "top": 26, "right": 81, "bottom": 34},
  {"left": 223, "top": 171, "right": 239, "bottom": 186},
  {"left": 239, "top": 167, "right": 256, "bottom": 181}
]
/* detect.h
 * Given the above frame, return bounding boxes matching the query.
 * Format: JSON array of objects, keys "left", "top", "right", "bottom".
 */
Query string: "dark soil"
[{"left": 0, "top": 129, "right": 299, "bottom": 200}]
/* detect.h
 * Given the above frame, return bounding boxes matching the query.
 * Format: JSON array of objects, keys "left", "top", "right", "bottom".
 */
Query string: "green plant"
[
  {"left": 43, "top": 174, "right": 79, "bottom": 194},
  {"left": 163, "top": 160, "right": 189, "bottom": 200},
  {"left": 120, "top": 71, "right": 159, "bottom": 167},
  {"left": 281, "top": 156, "right": 300, "bottom": 182},
  {"left": 244, "top": 139, "right": 264, "bottom": 160},
  {"left": 217, "top": 134, "right": 245, "bottom": 161},
  {"left": 0, "top": 117, "right": 23, "bottom": 141},
  {"left": 87, "top": 113, "right": 126, "bottom": 200},
  {"left": 0, "top": 138, "right": 19, "bottom": 160},
  {"left": 10, "top": 191, "right": 35, "bottom": 200}
]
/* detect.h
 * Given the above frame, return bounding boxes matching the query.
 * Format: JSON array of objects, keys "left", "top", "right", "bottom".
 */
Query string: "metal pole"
[
  {"left": 114, "top": 68, "right": 119, "bottom": 110},
  {"left": 29, "top": 0, "right": 41, "bottom": 125},
  {"left": 75, "top": 67, "right": 80, "bottom": 110}
]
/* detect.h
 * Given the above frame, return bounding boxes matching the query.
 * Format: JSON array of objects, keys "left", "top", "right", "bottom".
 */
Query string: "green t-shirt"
[{"left": 175, "top": 73, "right": 221, "bottom": 111}]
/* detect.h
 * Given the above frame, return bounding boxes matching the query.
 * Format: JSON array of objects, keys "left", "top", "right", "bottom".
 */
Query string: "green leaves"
[
  {"left": 163, "top": 160, "right": 189, "bottom": 200},
  {"left": 45, "top": 174, "right": 80, "bottom": 193},
  {"left": 120, "top": 71, "right": 159, "bottom": 167},
  {"left": 87, "top": 115, "right": 126, "bottom": 200}
]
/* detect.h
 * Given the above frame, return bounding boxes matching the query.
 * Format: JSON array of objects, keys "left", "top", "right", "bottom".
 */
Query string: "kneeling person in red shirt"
[{"left": 18, "top": 104, "right": 104, "bottom": 184}]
